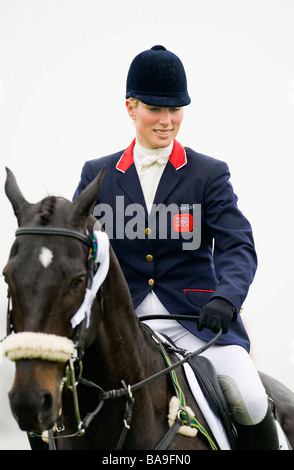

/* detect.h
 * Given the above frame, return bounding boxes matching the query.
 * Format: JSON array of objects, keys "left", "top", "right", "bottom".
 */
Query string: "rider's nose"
[{"left": 158, "top": 110, "right": 171, "bottom": 125}]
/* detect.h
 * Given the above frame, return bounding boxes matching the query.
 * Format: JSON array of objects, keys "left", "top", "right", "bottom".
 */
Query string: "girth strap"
[{"left": 155, "top": 419, "right": 183, "bottom": 450}]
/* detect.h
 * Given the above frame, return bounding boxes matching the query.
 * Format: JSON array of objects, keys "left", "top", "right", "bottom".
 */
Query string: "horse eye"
[{"left": 71, "top": 275, "right": 86, "bottom": 293}]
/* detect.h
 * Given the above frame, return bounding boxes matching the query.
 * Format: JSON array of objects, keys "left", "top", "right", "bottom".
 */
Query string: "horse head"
[{"left": 2, "top": 167, "right": 104, "bottom": 434}]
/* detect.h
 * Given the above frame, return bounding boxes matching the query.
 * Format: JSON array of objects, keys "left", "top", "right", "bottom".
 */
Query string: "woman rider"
[{"left": 74, "top": 45, "right": 282, "bottom": 449}]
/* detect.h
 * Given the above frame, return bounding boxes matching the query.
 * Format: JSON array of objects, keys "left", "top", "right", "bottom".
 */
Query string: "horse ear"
[
  {"left": 5, "top": 168, "right": 31, "bottom": 225},
  {"left": 72, "top": 166, "right": 105, "bottom": 223}
]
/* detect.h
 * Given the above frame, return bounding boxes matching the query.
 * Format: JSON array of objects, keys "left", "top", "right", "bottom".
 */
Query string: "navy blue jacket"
[{"left": 73, "top": 139, "right": 257, "bottom": 351}]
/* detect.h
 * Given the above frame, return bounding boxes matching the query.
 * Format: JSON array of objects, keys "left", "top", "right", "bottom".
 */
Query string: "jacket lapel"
[
  {"left": 115, "top": 139, "right": 187, "bottom": 220},
  {"left": 152, "top": 140, "right": 187, "bottom": 209},
  {"left": 116, "top": 164, "right": 147, "bottom": 219},
  {"left": 152, "top": 161, "right": 183, "bottom": 208}
]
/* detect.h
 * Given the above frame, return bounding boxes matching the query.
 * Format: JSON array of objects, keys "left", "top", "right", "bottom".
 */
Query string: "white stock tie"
[
  {"left": 134, "top": 141, "right": 173, "bottom": 172},
  {"left": 133, "top": 141, "right": 173, "bottom": 213}
]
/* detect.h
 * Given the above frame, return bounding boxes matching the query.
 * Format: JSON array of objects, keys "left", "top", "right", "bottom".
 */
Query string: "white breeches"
[{"left": 136, "top": 292, "right": 268, "bottom": 426}]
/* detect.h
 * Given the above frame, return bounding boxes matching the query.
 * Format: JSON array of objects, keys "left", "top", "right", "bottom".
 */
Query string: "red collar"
[{"left": 116, "top": 139, "right": 187, "bottom": 173}]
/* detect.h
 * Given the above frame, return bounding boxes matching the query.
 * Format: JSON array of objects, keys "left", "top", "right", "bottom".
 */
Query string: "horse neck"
[{"left": 84, "top": 250, "right": 160, "bottom": 388}]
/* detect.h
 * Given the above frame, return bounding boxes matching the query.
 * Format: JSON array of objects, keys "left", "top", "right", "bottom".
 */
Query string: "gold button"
[
  {"left": 146, "top": 254, "right": 153, "bottom": 262},
  {"left": 145, "top": 227, "right": 152, "bottom": 236},
  {"left": 148, "top": 279, "right": 154, "bottom": 287}
]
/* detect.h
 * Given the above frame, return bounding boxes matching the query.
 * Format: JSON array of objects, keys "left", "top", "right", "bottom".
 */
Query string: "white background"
[{"left": 0, "top": 0, "right": 293, "bottom": 450}]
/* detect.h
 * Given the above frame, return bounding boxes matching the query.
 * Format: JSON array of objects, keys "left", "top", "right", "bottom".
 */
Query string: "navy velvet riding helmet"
[{"left": 126, "top": 45, "right": 191, "bottom": 107}]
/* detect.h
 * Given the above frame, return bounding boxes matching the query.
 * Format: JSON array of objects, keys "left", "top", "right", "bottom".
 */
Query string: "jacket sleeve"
[{"left": 204, "top": 160, "right": 257, "bottom": 312}]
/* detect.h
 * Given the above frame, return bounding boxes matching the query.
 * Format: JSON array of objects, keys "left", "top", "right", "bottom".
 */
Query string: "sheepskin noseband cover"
[{"left": 2, "top": 332, "right": 75, "bottom": 362}]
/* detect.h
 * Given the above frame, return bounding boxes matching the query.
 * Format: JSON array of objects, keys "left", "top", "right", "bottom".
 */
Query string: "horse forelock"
[
  {"left": 33, "top": 196, "right": 77, "bottom": 228},
  {"left": 38, "top": 196, "right": 57, "bottom": 225}
]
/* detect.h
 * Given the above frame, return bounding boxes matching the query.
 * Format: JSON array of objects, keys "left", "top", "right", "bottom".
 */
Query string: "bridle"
[
  {"left": 15, "top": 226, "right": 92, "bottom": 247},
  {"left": 4, "top": 226, "right": 96, "bottom": 357},
  {"left": 2, "top": 225, "right": 222, "bottom": 450}
]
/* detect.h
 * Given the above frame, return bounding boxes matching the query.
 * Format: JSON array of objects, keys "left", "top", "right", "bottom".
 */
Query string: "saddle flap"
[{"left": 188, "top": 355, "right": 237, "bottom": 448}]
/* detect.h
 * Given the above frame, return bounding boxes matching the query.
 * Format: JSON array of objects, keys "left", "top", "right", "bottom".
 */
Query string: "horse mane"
[{"left": 38, "top": 196, "right": 57, "bottom": 225}]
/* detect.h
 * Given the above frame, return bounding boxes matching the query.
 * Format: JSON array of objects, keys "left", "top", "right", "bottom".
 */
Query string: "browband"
[{"left": 15, "top": 227, "right": 91, "bottom": 246}]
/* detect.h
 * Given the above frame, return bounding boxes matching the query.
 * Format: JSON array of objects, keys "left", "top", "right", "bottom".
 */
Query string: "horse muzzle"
[
  {"left": 3, "top": 332, "right": 74, "bottom": 433},
  {"left": 9, "top": 379, "right": 56, "bottom": 432}
]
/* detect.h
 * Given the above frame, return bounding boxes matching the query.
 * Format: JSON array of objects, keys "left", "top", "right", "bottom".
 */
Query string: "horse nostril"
[{"left": 41, "top": 391, "right": 53, "bottom": 414}]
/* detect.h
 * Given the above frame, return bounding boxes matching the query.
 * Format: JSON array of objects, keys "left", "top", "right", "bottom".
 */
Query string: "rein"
[
  {"left": 31, "top": 319, "right": 222, "bottom": 450},
  {"left": 3, "top": 225, "right": 222, "bottom": 450}
]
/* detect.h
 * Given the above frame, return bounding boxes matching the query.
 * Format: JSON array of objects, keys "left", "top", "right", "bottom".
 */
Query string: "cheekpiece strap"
[{"left": 70, "top": 231, "right": 110, "bottom": 329}]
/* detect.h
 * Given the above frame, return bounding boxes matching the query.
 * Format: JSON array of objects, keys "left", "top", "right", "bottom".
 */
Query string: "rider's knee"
[{"left": 218, "top": 374, "right": 268, "bottom": 426}]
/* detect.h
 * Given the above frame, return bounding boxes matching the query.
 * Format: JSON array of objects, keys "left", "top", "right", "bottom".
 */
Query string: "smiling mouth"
[{"left": 155, "top": 130, "right": 172, "bottom": 135}]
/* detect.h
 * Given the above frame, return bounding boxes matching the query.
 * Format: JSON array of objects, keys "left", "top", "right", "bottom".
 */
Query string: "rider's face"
[{"left": 126, "top": 100, "right": 183, "bottom": 149}]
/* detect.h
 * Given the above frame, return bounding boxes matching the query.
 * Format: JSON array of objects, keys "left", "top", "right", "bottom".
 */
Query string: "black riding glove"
[{"left": 197, "top": 298, "right": 236, "bottom": 334}]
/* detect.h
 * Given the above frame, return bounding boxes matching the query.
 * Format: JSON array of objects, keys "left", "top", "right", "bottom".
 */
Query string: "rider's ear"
[{"left": 126, "top": 99, "right": 137, "bottom": 120}]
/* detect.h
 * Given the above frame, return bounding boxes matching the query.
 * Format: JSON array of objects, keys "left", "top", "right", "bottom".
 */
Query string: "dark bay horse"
[{"left": 2, "top": 168, "right": 294, "bottom": 450}]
